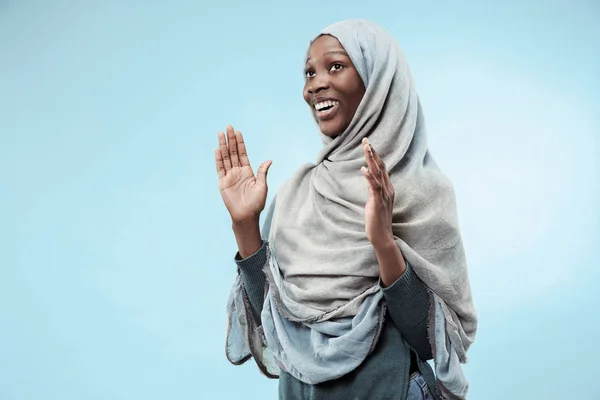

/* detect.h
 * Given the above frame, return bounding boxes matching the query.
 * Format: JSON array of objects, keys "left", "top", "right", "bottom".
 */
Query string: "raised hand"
[
  {"left": 360, "top": 137, "right": 395, "bottom": 249},
  {"left": 215, "top": 125, "right": 272, "bottom": 225}
]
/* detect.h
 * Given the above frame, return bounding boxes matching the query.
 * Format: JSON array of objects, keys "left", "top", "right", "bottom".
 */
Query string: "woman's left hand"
[{"left": 361, "top": 138, "right": 396, "bottom": 250}]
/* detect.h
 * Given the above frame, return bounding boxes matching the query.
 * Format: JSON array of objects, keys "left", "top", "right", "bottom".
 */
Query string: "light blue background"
[{"left": 1, "top": 1, "right": 598, "bottom": 399}]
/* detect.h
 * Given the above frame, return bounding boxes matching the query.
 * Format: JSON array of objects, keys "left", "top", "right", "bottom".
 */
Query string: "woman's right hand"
[{"left": 215, "top": 125, "right": 272, "bottom": 225}]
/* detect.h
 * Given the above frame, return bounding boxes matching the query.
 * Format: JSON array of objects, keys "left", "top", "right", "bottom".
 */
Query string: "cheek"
[
  {"left": 302, "top": 87, "right": 311, "bottom": 105},
  {"left": 351, "top": 85, "right": 365, "bottom": 111},
  {"left": 340, "top": 74, "right": 365, "bottom": 115}
]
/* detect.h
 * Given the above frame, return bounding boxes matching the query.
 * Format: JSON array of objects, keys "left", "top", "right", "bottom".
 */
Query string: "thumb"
[{"left": 256, "top": 160, "right": 272, "bottom": 187}]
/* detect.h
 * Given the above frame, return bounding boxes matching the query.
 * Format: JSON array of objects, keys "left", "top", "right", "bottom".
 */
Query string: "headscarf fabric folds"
[{"left": 226, "top": 20, "right": 477, "bottom": 399}]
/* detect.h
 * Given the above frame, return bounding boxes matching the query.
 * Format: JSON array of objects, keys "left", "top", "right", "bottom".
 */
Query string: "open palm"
[{"left": 215, "top": 126, "right": 272, "bottom": 224}]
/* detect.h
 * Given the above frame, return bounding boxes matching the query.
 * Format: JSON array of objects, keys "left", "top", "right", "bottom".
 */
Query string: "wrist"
[
  {"left": 371, "top": 234, "right": 396, "bottom": 253},
  {"left": 232, "top": 215, "right": 260, "bottom": 231},
  {"left": 373, "top": 237, "right": 407, "bottom": 287},
  {"left": 232, "top": 216, "right": 262, "bottom": 259}
]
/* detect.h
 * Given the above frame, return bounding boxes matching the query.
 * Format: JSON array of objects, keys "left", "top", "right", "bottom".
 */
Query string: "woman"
[{"left": 216, "top": 20, "right": 477, "bottom": 400}]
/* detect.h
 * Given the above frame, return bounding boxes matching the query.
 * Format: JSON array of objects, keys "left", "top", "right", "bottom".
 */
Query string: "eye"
[
  {"left": 330, "top": 63, "right": 344, "bottom": 72},
  {"left": 305, "top": 69, "right": 315, "bottom": 79}
]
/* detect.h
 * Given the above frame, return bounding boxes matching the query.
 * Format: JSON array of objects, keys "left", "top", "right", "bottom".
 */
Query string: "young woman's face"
[{"left": 303, "top": 35, "right": 365, "bottom": 138}]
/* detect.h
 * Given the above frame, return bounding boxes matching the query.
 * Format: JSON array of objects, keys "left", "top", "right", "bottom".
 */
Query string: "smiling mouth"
[{"left": 314, "top": 101, "right": 340, "bottom": 120}]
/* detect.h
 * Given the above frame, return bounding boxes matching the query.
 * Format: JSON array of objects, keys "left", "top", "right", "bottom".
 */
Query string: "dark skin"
[
  {"left": 215, "top": 36, "right": 406, "bottom": 286},
  {"left": 303, "top": 35, "right": 365, "bottom": 138}
]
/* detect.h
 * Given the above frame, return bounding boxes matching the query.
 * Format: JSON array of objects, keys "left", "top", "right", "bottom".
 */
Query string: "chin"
[
  {"left": 319, "top": 121, "right": 344, "bottom": 138},
  {"left": 321, "top": 130, "right": 339, "bottom": 138}
]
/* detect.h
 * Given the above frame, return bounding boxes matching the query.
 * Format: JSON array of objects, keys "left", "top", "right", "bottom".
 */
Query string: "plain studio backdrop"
[{"left": 0, "top": 1, "right": 598, "bottom": 399}]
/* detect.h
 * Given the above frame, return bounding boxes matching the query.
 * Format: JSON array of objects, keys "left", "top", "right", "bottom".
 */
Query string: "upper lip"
[{"left": 312, "top": 97, "right": 339, "bottom": 107}]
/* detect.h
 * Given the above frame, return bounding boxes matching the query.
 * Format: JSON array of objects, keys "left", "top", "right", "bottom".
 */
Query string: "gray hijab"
[
  {"left": 227, "top": 19, "right": 477, "bottom": 399},
  {"left": 270, "top": 19, "right": 477, "bottom": 343}
]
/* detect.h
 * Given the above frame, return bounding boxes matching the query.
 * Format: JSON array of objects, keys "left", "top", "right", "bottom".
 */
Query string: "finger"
[
  {"left": 361, "top": 166, "right": 382, "bottom": 192},
  {"left": 369, "top": 140, "right": 387, "bottom": 173},
  {"left": 215, "top": 149, "right": 225, "bottom": 179},
  {"left": 363, "top": 138, "right": 383, "bottom": 184},
  {"left": 256, "top": 160, "right": 272, "bottom": 187},
  {"left": 362, "top": 138, "right": 380, "bottom": 176},
  {"left": 236, "top": 131, "right": 251, "bottom": 168},
  {"left": 218, "top": 131, "right": 232, "bottom": 171},
  {"left": 376, "top": 157, "right": 394, "bottom": 196},
  {"left": 226, "top": 125, "right": 240, "bottom": 168},
  {"left": 383, "top": 172, "right": 394, "bottom": 197},
  {"left": 371, "top": 148, "right": 392, "bottom": 191},
  {"left": 365, "top": 139, "right": 390, "bottom": 191}
]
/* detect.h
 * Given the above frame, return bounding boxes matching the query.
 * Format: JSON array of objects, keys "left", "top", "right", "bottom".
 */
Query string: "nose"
[{"left": 307, "top": 73, "right": 330, "bottom": 94}]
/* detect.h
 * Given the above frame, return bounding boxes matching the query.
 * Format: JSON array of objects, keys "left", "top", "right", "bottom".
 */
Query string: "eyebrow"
[{"left": 306, "top": 50, "right": 349, "bottom": 62}]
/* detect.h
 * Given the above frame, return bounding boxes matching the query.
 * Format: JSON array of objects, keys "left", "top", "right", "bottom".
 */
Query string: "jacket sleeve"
[
  {"left": 234, "top": 241, "right": 269, "bottom": 324},
  {"left": 381, "top": 261, "right": 433, "bottom": 361}
]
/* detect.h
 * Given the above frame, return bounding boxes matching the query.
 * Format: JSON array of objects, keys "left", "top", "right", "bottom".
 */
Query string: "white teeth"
[{"left": 314, "top": 100, "right": 339, "bottom": 111}]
